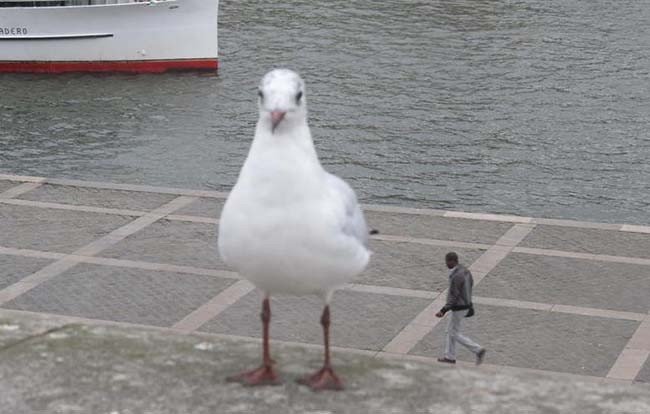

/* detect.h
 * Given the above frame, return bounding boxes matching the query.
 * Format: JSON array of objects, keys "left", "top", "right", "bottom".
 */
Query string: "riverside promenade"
[{"left": 1, "top": 173, "right": 650, "bottom": 411}]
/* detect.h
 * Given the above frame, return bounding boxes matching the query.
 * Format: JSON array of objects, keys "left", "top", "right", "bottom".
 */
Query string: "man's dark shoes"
[
  {"left": 476, "top": 349, "right": 487, "bottom": 366},
  {"left": 437, "top": 357, "right": 456, "bottom": 364}
]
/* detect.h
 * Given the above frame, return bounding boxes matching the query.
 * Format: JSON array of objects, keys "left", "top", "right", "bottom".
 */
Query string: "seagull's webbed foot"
[
  {"left": 296, "top": 305, "right": 344, "bottom": 391},
  {"left": 297, "top": 366, "right": 344, "bottom": 391},
  {"left": 228, "top": 297, "right": 282, "bottom": 386},
  {"left": 227, "top": 364, "right": 282, "bottom": 386}
]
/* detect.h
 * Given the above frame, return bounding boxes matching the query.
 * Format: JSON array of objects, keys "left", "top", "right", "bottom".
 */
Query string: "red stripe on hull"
[{"left": 0, "top": 59, "right": 218, "bottom": 73}]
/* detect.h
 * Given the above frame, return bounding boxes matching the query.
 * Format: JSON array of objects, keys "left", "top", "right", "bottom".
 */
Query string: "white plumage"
[
  {"left": 218, "top": 69, "right": 370, "bottom": 390},
  {"left": 218, "top": 69, "right": 370, "bottom": 302}
]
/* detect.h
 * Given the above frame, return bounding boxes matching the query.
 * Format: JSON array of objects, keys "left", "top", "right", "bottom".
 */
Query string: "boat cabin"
[{"left": 0, "top": 0, "right": 218, "bottom": 73}]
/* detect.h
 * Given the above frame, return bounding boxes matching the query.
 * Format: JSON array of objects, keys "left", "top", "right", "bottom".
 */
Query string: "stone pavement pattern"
[
  {"left": 1, "top": 174, "right": 649, "bottom": 392},
  {"left": 1, "top": 310, "right": 649, "bottom": 414}
]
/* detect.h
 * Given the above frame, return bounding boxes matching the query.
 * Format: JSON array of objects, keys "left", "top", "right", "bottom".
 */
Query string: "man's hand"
[{"left": 435, "top": 311, "right": 445, "bottom": 318}]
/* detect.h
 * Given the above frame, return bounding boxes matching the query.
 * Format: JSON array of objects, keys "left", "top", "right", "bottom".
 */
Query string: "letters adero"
[{"left": 1, "top": 27, "right": 28, "bottom": 35}]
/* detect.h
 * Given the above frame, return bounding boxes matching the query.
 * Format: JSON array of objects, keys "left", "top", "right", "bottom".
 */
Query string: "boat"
[{"left": 0, "top": 0, "right": 219, "bottom": 73}]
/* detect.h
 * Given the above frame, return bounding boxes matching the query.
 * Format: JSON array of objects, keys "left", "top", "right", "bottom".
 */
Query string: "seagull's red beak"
[{"left": 270, "top": 111, "right": 286, "bottom": 132}]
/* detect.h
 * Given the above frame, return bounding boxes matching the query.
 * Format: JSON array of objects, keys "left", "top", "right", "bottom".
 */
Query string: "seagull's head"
[{"left": 258, "top": 69, "right": 306, "bottom": 134}]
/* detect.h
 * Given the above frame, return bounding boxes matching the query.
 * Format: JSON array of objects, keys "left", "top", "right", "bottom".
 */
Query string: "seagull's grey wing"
[{"left": 326, "top": 173, "right": 369, "bottom": 247}]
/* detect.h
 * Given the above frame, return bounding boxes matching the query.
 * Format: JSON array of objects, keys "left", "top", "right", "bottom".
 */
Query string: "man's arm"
[{"left": 436, "top": 275, "right": 463, "bottom": 317}]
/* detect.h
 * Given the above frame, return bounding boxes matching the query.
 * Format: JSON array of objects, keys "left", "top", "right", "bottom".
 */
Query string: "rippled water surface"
[{"left": 1, "top": 1, "right": 649, "bottom": 224}]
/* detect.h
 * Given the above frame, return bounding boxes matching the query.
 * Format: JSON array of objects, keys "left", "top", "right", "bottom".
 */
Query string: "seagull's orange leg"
[
  {"left": 227, "top": 297, "right": 282, "bottom": 386},
  {"left": 297, "top": 305, "right": 344, "bottom": 391}
]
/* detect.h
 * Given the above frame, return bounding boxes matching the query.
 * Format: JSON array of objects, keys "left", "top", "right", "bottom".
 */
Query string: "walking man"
[{"left": 435, "top": 252, "right": 486, "bottom": 365}]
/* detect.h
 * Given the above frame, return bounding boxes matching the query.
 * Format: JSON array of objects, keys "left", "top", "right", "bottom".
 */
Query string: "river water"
[{"left": 1, "top": 1, "right": 649, "bottom": 224}]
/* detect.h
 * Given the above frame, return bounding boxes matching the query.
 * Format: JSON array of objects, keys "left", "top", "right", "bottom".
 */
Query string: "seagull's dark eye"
[
  {"left": 295, "top": 91, "right": 303, "bottom": 103},
  {"left": 258, "top": 90, "right": 264, "bottom": 100}
]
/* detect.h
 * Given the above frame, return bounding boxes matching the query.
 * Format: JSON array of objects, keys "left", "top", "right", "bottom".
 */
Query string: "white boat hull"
[{"left": 0, "top": 0, "right": 218, "bottom": 72}]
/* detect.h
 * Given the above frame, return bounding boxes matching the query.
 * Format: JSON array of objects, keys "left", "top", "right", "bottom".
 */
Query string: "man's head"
[{"left": 445, "top": 252, "right": 459, "bottom": 269}]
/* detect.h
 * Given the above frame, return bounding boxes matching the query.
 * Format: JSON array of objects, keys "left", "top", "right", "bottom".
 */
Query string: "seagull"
[{"left": 218, "top": 69, "right": 371, "bottom": 391}]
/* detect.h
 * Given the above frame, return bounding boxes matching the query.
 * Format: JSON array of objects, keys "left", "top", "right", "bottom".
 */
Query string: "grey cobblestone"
[
  {"left": 100, "top": 219, "right": 225, "bottom": 269},
  {"left": 17, "top": 184, "right": 177, "bottom": 211},
  {"left": 521, "top": 225, "right": 650, "bottom": 259},
  {"left": 201, "top": 289, "right": 431, "bottom": 351},
  {"left": 410, "top": 305, "right": 639, "bottom": 376},
  {"left": 0, "top": 255, "right": 54, "bottom": 290},
  {"left": 2, "top": 178, "right": 649, "bottom": 386},
  {"left": 175, "top": 197, "right": 224, "bottom": 218},
  {"left": 358, "top": 240, "right": 483, "bottom": 291},
  {"left": 0, "top": 204, "right": 133, "bottom": 253},
  {"left": 476, "top": 253, "right": 650, "bottom": 313},
  {"left": 366, "top": 211, "right": 512, "bottom": 244},
  {"left": 2, "top": 264, "right": 235, "bottom": 327}
]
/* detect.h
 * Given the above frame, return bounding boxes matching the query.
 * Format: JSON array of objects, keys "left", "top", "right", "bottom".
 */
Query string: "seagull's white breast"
[{"left": 218, "top": 134, "right": 370, "bottom": 297}]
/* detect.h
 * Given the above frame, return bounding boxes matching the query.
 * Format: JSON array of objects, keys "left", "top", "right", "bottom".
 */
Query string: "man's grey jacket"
[{"left": 440, "top": 264, "right": 474, "bottom": 315}]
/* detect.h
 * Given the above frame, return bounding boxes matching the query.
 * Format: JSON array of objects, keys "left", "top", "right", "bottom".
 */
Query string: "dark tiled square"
[
  {"left": 521, "top": 226, "right": 650, "bottom": 259},
  {"left": 366, "top": 211, "right": 511, "bottom": 244},
  {"left": 0, "top": 255, "right": 54, "bottom": 290},
  {"left": 476, "top": 253, "right": 650, "bottom": 313},
  {"left": 175, "top": 198, "right": 225, "bottom": 218},
  {"left": 0, "top": 204, "right": 133, "bottom": 253},
  {"left": 18, "top": 184, "right": 176, "bottom": 211},
  {"left": 101, "top": 219, "right": 223, "bottom": 269},
  {"left": 636, "top": 356, "right": 650, "bottom": 383},
  {"left": 357, "top": 240, "right": 484, "bottom": 291},
  {"left": 410, "top": 305, "right": 639, "bottom": 377},
  {"left": 2, "top": 264, "right": 235, "bottom": 327},
  {"left": 201, "top": 289, "right": 431, "bottom": 351}
]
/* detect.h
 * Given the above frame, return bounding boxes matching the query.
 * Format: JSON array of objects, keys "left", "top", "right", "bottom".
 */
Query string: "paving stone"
[
  {"left": 521, "top": 225, "right": 650, "bottom": 259},
  {"left": 2, "top": 264, "right": 235, "bottom": 327},
  {"left": 101, "top": 219, "right": 224, "bottom": 269},
  {"left": 5, "top": 178, "right": 650, "bottom": 392},
  {"left": 0, "top": 204, "right": 133, "bottom": 253},
  {"left": 410, "top": 305, "right": 639, "bottom": 377},
  {"left": 201, "top": 289, "right": 431, "bottom": 351},
  {"left": 366, "top": 210, "right": 512, "bottom": 244},
  {"left": 17, "top": 184, "right": 176, "bottom": 211},
  {"left": 476, "top": 253, "right": 650, "bottom": 313},
  {"left": 0, "top": 180, "right": 17, "bottom": 194},
  {"left": 357, "top": 240, "right": 484, "bottom": 291},
  {"left": 636, "top": 356, "right": 650, "bottom": 383},
  {"left": 0, "top": 255, "right": 53, "bottom": 290},
  {"left": 3, "top": 316, "right": 650, "bottom": 414},
  {"left": 175, "top": 197, "right": 225, "bottom": 218}
]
